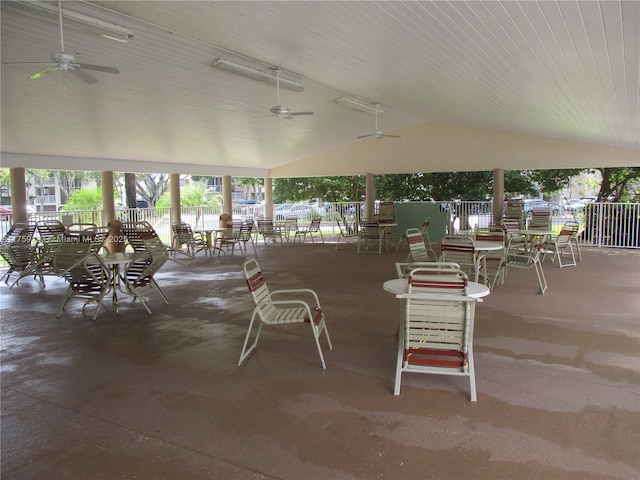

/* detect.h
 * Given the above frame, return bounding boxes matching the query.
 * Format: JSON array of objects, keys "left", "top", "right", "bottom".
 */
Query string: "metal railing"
[{"left": 1, "top": 201, "right": 638, "bottom": 254}]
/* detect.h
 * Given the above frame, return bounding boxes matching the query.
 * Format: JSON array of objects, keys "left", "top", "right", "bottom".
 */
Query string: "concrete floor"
[{"left": 1, "top": 238, "right": 639, "bottom": 480}]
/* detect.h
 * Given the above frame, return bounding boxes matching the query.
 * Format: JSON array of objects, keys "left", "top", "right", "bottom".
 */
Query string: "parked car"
[
  {"left": 274, "top": 204, "right": 321, "bottom": 221},
  {"left": 565, "top": 199, "right": 584, "bottom": 212},
  {"left": 0, "top": 206, "right": 12, "bottom": 220},
  {"left": 523, "top": 199, "right": 561, "bottom": 217}
]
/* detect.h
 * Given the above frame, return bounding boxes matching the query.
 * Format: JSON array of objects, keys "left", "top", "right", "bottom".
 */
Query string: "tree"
[
  {"left": 595, "top": 167, "right": 640, "bottom": 202},
  {"left": 274, "top": 176, "right": 364, "bottom": 203},
  {"left": 156, "top": 184, "right": 221, "bottom": 228},
  {"left": 124, "top": 173, "right": 137, "bottom": 208},
  {"left": 137, "top": 173, "right": 169, "bottom": 206},
  {"left": 530, "top": 169, "right": 582, "bottom": 194},
  {"left": 156, "top": 184, "right": 221, "bottom": 208},
  {"left": 235, "top": 177, "right": 264, "bottom": 201},
  {"left": 53, "top": 170, "right": 101, "bottom": 201},
  {"left": 62, "top": 187, "right": 102, "bottom": 210}
]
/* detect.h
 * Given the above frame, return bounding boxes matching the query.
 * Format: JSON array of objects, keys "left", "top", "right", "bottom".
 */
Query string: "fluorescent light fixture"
[
  {"left": 214, "top": 58, "right": 304, "bottom": 92},
  {"left": 336, "top": 97, "right": 385, "bottom": 115},
  {"left": 18, "top": 0, "right": 134, "bottom": 42}
]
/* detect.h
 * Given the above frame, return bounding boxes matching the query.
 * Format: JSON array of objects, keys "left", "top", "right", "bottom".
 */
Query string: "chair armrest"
[
  {"left": 270, "top": 288, "right": 321, "bottom": 305},
  {"left": 255, "top": 298, "right": 317, "bottom": 318}
]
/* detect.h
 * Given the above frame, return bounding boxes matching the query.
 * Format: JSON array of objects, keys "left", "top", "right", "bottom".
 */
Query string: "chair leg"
[
  {"left": 90, "top": 291, "right": 109, "bottom": 321},
  {"left": 310, "top": 323, "right": 327, "bottom": 369},
  {"left": 56, "top": 287, "right": 74, "bottom": 317},
  {"left": 558, "top": 245, "right": 576, "bottom": 268},
  {"left": 393, "top": 326, "right": 405, "bottom": 395},
  {"left": 468, "top": 346, "right": 477, "bottom": 402},
  {"left": 150, "top": 279, "right": 170, "bottom": 305},
  {"left": 238, "top": 313, "right": 263, "bottom": 366},
  {"left": 572, "top": 238, "right": 582, "bottom": 261},
  {"left": 318, "top": 318, "right": 333, "bottom": 350},
  {"left": 534, "top": 259, "right": 548, "bottom": 295}
]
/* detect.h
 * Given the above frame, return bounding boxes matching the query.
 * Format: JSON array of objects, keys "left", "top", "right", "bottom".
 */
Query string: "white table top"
[
  {"left": 100, "top": 252, "right": 146, "bottom": 265},
  {"left": 474, "top": 240, "right": 504, "bottom": 251},
  {"left": 513, "top": 229, "right": 554, "bottom": 236},
  {"left": 383, "top": 277, "right": 490, "bottom": 298},
  {"left": 195, "top": 228, "right": 227, "bottom": 233}
]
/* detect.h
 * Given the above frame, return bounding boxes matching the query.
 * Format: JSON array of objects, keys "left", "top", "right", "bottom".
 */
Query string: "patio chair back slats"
[
  {"left": 394, "top": 267, "right": 477, "bottom": 400},
  {"left": 440, "top": 236, "right": 483, "bottom": 283}
]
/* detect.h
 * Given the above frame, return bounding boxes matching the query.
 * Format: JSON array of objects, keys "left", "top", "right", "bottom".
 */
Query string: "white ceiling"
[{"left": 1, "top": 1, "right": 639, "bottom": 177}]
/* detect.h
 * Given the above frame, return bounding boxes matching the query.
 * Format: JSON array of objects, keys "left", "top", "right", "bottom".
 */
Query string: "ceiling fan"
[
  {"left": 268, "top": 68, "right": 313, "bottom": 120},
  {"left": 357, "top": 104, "right": 401, "bottom": 139},
  {"left": 4, "top": 0, "right": 119, "bottom": 85}
]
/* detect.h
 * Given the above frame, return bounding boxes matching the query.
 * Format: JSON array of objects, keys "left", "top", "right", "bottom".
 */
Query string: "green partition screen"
[{"left": 394, "top": 202, "right": 448, "bottom": 244}]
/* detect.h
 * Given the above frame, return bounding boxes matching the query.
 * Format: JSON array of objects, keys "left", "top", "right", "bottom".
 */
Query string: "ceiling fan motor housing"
[{"left": 52, "top": 52, "right": 75, "bottom": 67}]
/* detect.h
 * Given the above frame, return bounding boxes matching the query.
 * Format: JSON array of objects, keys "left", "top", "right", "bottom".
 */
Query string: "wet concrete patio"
[{"left": 1, "top": 238, "right": 639, "bottom": 479}]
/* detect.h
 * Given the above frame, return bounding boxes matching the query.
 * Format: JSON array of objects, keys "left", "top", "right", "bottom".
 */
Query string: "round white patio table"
[
  {"left": 513, "top": 229, "right": 554, "bottom": 238},
  {"left": 511, "top": 229, "right": 555, "bottom": 251},
  {"left": 383, "top": 277, "right": 491, "bottom": 299},
  {"left": 100, "top": 252, "right": 149, "bottom": 314}
]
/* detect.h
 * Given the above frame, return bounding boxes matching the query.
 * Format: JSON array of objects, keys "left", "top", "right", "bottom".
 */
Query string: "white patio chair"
[
  {"left": 504, "top": 200, "right": 525, "bottom": 228},
  {"left": 357, "top": 220, "right": 382, "bottom": 254},
  {"left": 564, "top": 220, "right": 583, "bottom": 261},
  {"left": 528, "top": 208, "right": 551, "bottom": 230},
  {"left": 394, "top": 267, "right": 478, "bottom": 401},
  {"left": 294, "top": 216, "right": 324, "bottom": 244},
  {"left": 53, "top": 234, "right": 112, "bottom": 321},
  {"left": 506, "top": 234, "right": 548, "bottom": 294},
  {"left": 335, "top": 217, "right": 358, "bottom": 251},
  {"left": 171, "top": 221, "right": 211, "bottom": 257},
  {"left": 420, "top": 217, "right": 433, "bottom": 249},
  {"left": 543, "top": 224, "right": 576, "bottom": 268},
  {"left": 440, "top": 235, "right": 485, "bottom": 284},
  {"left": 239, "top": 259, "right": 333, "bottom": 369},
  {"left": 405, "top": 228, "right": 437, "bottom": 262},
  {"left": 0, "top": 222, "right": 39, "bottom": 286},
  {"left": 237, "top": 220, "right": 257, "bottom": 255},
  {"left": 215, "top": 220, "right": 242, "bottom": 256},
  {"left": 257, "top": 219, "right": 283, "bottom": 245},
  {"left": 475, "top": 226, "right": 507, "bottom": 289},
  {"left": 122, "top": 225, "right": 170, "bottom": 313},
  {"left": 282, "top": 216, "right": 299, "bottom": 242}
]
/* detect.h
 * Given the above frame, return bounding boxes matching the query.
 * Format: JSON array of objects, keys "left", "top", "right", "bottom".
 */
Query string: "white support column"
[
  {"left": 170, "top": 173, "right": 181, "bottom": 226},
  {"left": 493, "top": 168, "right": 505, "bottom": 223},
  {"left": 222, "top": 175, "right": 233, "bottom": 218},
  {"left": 101, "top": 171, "right": 115, "bottom": 225},
  {"left": 365, "top": 173, "right": 375, "bottom": 219},
  {"left": 9, "top": 167, "right": 27, "bottom": 223},
  {"left": 264, "top": 177, "right": 273, "bottom": 219}
]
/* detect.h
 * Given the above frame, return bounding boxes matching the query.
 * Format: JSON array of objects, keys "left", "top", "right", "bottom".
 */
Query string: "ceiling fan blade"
[
  {"left": 29, "top": 65, "right": 59, "bottom": 80},
  {"left": 3, "top": 61, "right": 52, "bottom": 66},
  {"left": 382, "top": 134, "right": 401, "bottom": 138},
  {"left": 356, "top": 134, "right": 373, "bottom": 139},
  {"left": 290, "top": 112, "right": 314, "bottom": 116},
  {"left": 69, "top": 67, "right": 99, "bottom": 84},
  {"left": 78, "top": 64, "right": 120, "bottom": 75}
]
